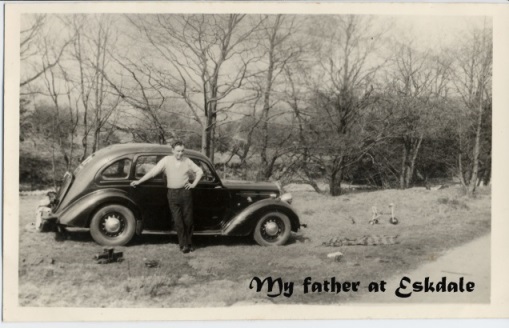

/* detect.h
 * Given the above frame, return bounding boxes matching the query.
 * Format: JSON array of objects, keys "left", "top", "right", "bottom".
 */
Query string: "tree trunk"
[
  {"left": 291, "top": 84, "right": 322, "bottom": 193},
  {"left": 258, "top": 74, "right": 273, "bottom": 180},
  {"left": 239, "top": 147, "right": 250, "bottom": 180},
  {"left": 204, "top": 84, "right": 218, "bottom": 163},
  {"left": 201, "top": 124, "right": 208, "bottom": 155},
  {"left": 482, "top": 157, "right": 491, "bottom": 186},
  {"left": 307, "top": 178, "right": 323, "bottom": 194},
  {"left": 329, "top": 170, "right": 338, "bottom": 196},
  {"left": 330, "top": 167, "right": 343, "bottom": 196},
  {"left": 210, "top": 122, "right": 215, "bottom": 164},
  {"left": 51, "top": 146, "right": 57, "bottom": 191},
  {"left": 68, "top": 118, "right": 75, "bottom": 171},
  {"left": 92, "top": 127, "right": 100, "bottom": 153},
  {"left": 204, "top": 119, "right": 216, "bottom": 163},
  {"left": 329, "top": 156, "right": 344, "bottom": 196},
  {"left": 457, "top": 139, "right": 467, "bottom": 187},
  {"left": 468, "top": 99, "right": 484, "bottom": 196},
  {"left": 302, "top": 164, "right": 322, "bottom": 193},
  {"left": 92, "top": 28, "right": 102, "bottom": 155},
  {"left": 400, "top": 141, "right": 408, "bottom": 189},
  {"left": 157, "top": 124, "right": 166, "bottom": 145},
  {"left": 81, "top": 112, "right": 88, "bottom": 162},
  {"left": 405, "top": 135, "right": 423, "bottom": 188},
  {"left": 204, "top": 113, "right": 214, "bottom": 161},
  {"left": 257, "top": 18, "right": 279, "bottom": 181}
]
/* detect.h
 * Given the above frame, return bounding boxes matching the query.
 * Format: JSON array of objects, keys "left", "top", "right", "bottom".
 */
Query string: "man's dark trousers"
[{"left": 167, "top": 188, "right": 193, "bottom": 248}]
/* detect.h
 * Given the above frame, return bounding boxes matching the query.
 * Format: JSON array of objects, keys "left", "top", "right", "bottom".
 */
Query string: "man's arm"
[
  {"left": 131, "top": 157, "right": 166, "bottom": 188},
  {"left": 185, "top": 159, "right": 204, "bottom": 189}
]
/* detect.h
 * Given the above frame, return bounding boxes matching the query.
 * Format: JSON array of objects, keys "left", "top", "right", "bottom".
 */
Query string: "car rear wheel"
[
  {"left": 90, "top": 204, "right": 136, "bottom": 246},
  {"left": 253, "top": 212, "right": 291, "bottom": 246}
]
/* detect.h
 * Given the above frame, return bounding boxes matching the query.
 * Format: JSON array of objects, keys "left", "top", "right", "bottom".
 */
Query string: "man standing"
[{"left": 130, "top": 141, "right": 203, "bottom": 253}]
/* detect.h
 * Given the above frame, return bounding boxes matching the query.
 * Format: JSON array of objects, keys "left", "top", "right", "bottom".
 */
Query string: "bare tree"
[
  {"left": 306, "top": 15, "right": 386, "bottom": 196},
  {"left": 40, "top": 59, "right": 80, "bottom": 182},
  {"left": 89, "top": 17, "right": 123, "bottom": 153},
  {"left": 65, "top": 15, "right": 123, "bottom": 160},
  {"left": 127, "top": 14, "right": 262, "bottom": 162},
  {"left": 97, "top": 53, "right": 179, "bottom": 145},
  {"left": 19, "top": 15, "right": 78, "bottom": 185},
  {"left": 59, "top": 63, "right": 81, "bottom": 170},
  {"left": 20, "top": 14, "right": 71, "bottom": 89},
  {"left": 227, "top": 93, "right": 265, "bottom": 179},
  {"left": 385, "top": 41, "right": 451, "bottom": 189},
  {"left": 282, "top": 66, "right": 323, "bottom": 193},
  {"left": 452, "top": 24, "right": 492, "bottom": 195},
  {"left": 254, "top": 15, "right": 302, "bottom": 180}
]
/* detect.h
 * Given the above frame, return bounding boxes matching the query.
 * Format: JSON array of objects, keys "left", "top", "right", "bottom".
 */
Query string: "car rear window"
[{"left": 101, "top": 158, "right": 132, "bottom": 179}]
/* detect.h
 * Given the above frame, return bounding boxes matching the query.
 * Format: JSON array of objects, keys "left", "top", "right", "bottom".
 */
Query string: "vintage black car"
[{"left": 47, "top": 143, "right": 303, "bottom": 246}]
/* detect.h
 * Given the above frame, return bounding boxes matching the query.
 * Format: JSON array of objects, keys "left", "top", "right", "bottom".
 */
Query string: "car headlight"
[{"left": 280, "top": 193, "right": 293, "bottom": 204}]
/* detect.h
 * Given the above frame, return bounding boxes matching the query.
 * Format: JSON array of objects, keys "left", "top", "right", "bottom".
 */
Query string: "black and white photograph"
[{"left": 3, "top": 1, "right": 509, "bottom": 322}]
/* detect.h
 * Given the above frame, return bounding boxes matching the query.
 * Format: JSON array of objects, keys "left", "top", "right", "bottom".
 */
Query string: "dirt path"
[{"left": 357, "top": 234, "right": 490, "bottom": 303}]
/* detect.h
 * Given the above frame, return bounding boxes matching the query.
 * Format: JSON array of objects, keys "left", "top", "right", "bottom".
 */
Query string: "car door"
[
  {"left": 189, "top": 158, "right": 232, "bottom": 231},
  {"left": 131, "top": 154, "right": 171, "bottom": 231}
]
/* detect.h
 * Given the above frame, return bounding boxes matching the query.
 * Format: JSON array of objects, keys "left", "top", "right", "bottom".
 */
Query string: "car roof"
[{"left": 74, "top": 143, "right": 210, "bottom": 179}]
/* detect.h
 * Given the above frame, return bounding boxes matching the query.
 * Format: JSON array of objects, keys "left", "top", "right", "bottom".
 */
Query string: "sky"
[{"left": 387, "top": 15, "right": 489, "bottom": 50}]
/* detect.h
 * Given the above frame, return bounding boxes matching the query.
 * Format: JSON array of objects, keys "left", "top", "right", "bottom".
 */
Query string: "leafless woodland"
[{"left": 19, "top": 14, "right": 492, "bottom": 196}]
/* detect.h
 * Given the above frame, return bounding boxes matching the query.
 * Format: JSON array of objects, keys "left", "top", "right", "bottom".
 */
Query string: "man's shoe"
[
  {"left": 188, "top": 245, "right": 195, "bottom": 252},
  {"left": 182, "top": 246, "right": 190, "bottom": 254}
]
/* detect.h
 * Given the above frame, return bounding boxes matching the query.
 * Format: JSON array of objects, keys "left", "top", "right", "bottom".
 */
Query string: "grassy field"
[{"left": 18, "top": 186, "right": 491, "bottom": 307}]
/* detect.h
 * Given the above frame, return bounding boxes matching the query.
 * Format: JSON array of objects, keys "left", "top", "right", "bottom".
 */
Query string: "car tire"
[
  {"left": 253, "top": 212, "right": 291, "bottom": 246},
  {"left": 90, "top": 204, "right": 136, "bottom": 246}
]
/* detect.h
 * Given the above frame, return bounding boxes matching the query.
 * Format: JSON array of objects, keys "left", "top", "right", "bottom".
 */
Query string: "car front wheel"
[
  {"left": 90, "top": 204, "right": 136, "bottom": 246},
  {"left": 253, "top": 212, "right": 291, "bottom": 246}
]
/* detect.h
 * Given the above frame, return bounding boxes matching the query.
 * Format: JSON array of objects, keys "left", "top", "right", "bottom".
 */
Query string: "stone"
[{"left": 327, "top": 251, "right": 343, "bottom": 262}]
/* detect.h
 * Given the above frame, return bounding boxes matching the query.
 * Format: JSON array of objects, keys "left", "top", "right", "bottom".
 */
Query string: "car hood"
[{"left": 222, "top": 180, "right": 279, "bottom": 192}]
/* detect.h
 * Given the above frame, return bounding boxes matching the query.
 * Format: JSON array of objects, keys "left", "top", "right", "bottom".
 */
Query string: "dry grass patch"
[{"left": 18, "top": 186, "right": 490, "bottom": 306}]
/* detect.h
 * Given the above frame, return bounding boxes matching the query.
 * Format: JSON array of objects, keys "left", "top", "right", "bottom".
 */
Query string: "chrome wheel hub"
[
  {"left": 104, "top": 215, "right": 121, "bottom": 234},
  {"left": 264, "top": 221, "right": 279, "bottom": 236}
]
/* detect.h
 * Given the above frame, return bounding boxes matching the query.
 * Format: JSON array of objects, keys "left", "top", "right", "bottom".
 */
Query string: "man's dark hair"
[{"left": 172, "top": 140, "right": 184, "bottom": 148}]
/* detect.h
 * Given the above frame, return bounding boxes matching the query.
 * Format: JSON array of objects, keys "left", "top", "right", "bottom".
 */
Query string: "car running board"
[{"left": 142, "top": 229, "right": 224, "bottom": 236}]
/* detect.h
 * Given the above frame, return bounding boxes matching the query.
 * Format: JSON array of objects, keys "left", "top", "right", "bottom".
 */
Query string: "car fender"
[
  {"left": 222, "top": 198, "right": 300, "bottom": 236},
  {"left": 57, "top": 189, "right": 141, "bottom": 228}
]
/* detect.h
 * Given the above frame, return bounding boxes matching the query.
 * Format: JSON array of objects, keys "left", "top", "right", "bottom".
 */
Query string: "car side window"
[
  {"left": 189, "top": 159, "right": 217, "bottom": 183},
  {"left": 101, "top": 158, "right": 132, "bottom": 180},
  {"left": 135, "top": 155, "right": 164, "bottom": 179}
]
